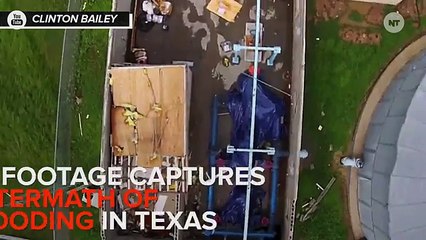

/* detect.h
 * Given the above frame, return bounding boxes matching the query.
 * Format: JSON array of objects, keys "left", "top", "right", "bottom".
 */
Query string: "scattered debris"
[
  {"left": 316, "top": 0, "right": 347, "bottom": 21},
  {"left": 274, "top": 62, "right": 284, "bottom": 72},
  {"left": 265, "top": 6, "right": 276, "bottom": 20},
  {"left": 172, "top": 61, "right": 194, "bottom": 67},
  {"left": 78, "top": 113, "right": 83, "bottom": 136},
  {"left": 116, "top": 103, "right": 146, "bottom": 127},
  {"left": 75, "top": 96, "right": 83, "bottom": 105},
  {"left": 220, "top": 40, "right": 233, "bottom": 53},
  {"left": 284, "top": 70, "right": 291, "bottom": 81},
  {"left": 318, "top": 125, "right": 323, "bottom": 131},
  {"left": 222, "top": 56, "right": 231, "bottom": 67},
  {"left": 249, "top": 5, "right": 266, "bottom": 21},
  {"left": 133, "top": 48, "right": 148, "bottom": 64},
  {"left": 397, "top": 0, "right": 419, "bottom": 21},
  {"left": 340, "top": 27, "right": 381, "bottom": 45},
  {"left": 299, "top": 177, "right": 336, "bottom": 222}
]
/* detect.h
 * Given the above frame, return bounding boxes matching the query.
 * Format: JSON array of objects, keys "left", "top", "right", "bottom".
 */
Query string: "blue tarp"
[
  {"left": 227, "top": 71, "right": 286, "bottom": 168},
  {"left": 221, "top": 186, "right": 266, "bottom": 227}
]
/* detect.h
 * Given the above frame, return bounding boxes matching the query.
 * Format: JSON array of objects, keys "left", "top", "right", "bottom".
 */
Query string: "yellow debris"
[
  {"left": 113, "top": 146, "right": 124, "bottom": 155},
  {"left": 150, "top": 153, "right": 159, "bottom": 161},
  {"left": 125, "top": 117, "right": 136, "bottom": 127},
  {"left": 152, "top": 103, "right": 162, "bottom": 112},
  {"left": 117, "top": 103, "right": 137, "bottom": 111}
]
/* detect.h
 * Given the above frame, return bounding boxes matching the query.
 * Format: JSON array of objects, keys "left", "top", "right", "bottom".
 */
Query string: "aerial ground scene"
[{"left": 0, "top": 0, "right": 425, "bottom": 239}]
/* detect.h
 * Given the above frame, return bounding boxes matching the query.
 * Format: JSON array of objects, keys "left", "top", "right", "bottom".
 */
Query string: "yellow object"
[
  {"left": 117, "top": 103, "right": 137, "bottom": 111},
  {"left": 152, "top": 103, "right": 162, "bottom": 112},
  {"left": 206, "top": 0, "right": 242, "bottom": 23},
  {"left": 125, "top": 117, "right": 136, "bottom": 127},
  {"left": 113, "top": 146, "right": 124, "bottom": 155}
]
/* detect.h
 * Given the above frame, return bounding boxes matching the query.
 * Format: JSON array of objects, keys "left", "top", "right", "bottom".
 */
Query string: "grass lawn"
[
  {"left": 0, "top": 0, "right": 66, "bottom": 239},
  {"left": 0, "top": 0, "right": 111, "bottom": 239},
  {"left": 70, "top": 0, "right": 112, "bottom": 239},
  {"left": 296, "top": 15, "right": 426, "bottom": 240},
  {"left": 348, "top": 10, "right": 364, "bottom": 23}
]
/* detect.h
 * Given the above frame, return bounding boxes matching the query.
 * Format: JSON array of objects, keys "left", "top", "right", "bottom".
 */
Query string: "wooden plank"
[
  {"left": 110, "top": 66, "right": 187, "bottom": 167},
  {"left": 206, "top": 0, "right": 242, "bottom": 23},
  {"left": 111, "top": 107, "right": 136, "bottom": 156}
]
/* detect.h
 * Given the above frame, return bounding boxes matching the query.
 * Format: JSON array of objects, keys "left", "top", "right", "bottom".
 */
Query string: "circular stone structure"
[{"left": 358, "top": 49, "right": 426, "bottom": 240}]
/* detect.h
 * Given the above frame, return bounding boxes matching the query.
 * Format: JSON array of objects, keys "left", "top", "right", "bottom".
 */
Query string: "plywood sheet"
[
  {"left": 111, "top": 107, "right": 136, "bottom": 156},
  {"left": 207, "top": 0, "right": 242, "bottom": 23},
  {"left": 110, "top": 66, "right": 187, "bottom": 167}
]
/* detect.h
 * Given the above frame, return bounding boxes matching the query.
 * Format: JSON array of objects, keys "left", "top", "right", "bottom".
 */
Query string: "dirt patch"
[
  {"left": 365, "top": 4, "right": 384, "bottom": 26},
  {"left": 331, "top": 151, "right": 354, "bottom": 240},
  {"left": 316, "top": 0, "right": 347, "bottom": 21},
  {"left": 340, "top": 27, "right": 381, "bottom": 45},
  {"left": 348, "top": 2, "right": 371, "bottom": 15},
  {"left": 397, "top": 0, "right": 420, "bottom": 20}
]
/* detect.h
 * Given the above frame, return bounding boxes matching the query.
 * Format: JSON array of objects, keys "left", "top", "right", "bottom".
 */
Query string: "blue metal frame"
[{"left": 205, "top": 94, "right": 284, "bottom": 240}]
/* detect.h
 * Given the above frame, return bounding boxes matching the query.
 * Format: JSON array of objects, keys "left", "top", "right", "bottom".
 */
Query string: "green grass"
[
  {"left": 71, "top": 0, "right": 111, "bottom": 172},
  {"left": 70, "top": 0, "right": 112, "bottom": 239},
  {"left": 0, "top": 0, "right": 111, "bottom": 239},
  {"left": 295, "top": 19, "right": 425, "bottom": 239},
  {"left": 348, "top": 10, "right": 364, "bottom": 23},
  {"left": 0, "top": 0, "right": 66, "bottom": 239}
]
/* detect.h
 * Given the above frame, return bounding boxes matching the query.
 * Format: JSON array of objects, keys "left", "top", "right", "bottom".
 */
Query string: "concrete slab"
[
  {"left": 387, "top": 91, "right": 415, "bottom": 117},
  {"left": 394, "top": 146, "right": 426, "bottom": 177},
  {"left": 399, "top": 118, "right": 426, "bottom": 150},
  {"left": 359, "top": 201, "right": 374, "bottom": 230},
  {"left": 389, "top": 203, "right": 426, "bottom": 234},
  {"left": 389, "top": 176, "right": 426, "bottom": 205},
  {"left": 407, "top": 90, "right": 426, "bottom": 124},
  {"left": 373, "top": 144, "right": 396, "bottom": 175},
  {"left": 378, "top": 116, "right": 405, "bottom": 145},
  {"left": 372, "top": 199, "right": 390, "bottom": 235},
  {"left": 362, "top": 225, "right": 376, "bottom": 240},
  {"left": 373, "top": 226, "right": 391, "bottom": 240},
  {"left": 358, "top": 177, "right": 372, "bottom": 206},
  {"left": 391, "top": 225, "right": 426, "bottom": 240},
  {"left": 381, "top": 78, "right": 403, "bottom": 101},
  {"left": 370, "top": 100, "right": 391, "bottom": 125},
  {"left": 364, "top": 124, "right": 383, "bottom": 151},
  {"left": 372, "top": 172, "right": 390, "bottom": 205},
  {"left": 359, "top": 150, "right": 375, "bottom": 179},
  {"left": 400, "top": 68, "right": 426, "bottom": 91}
]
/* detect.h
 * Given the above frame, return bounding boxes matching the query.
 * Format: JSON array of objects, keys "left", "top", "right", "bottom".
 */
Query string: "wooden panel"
[
  {"left": 111, "top": 107, "right": 136, "bottom": 156},
  {"left": 110, "top": 66, "right": 186, "bottom": 167}
]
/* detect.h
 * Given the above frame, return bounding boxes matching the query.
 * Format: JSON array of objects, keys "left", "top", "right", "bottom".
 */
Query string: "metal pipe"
[
  {"left": 207, "top": 95, "right": 219, "bottom": 211},
  {"left": 243, "top": 0, "right": 262, "bottom": 238},
  {"left": 268, "top": 153, "right": 280, "bottom": 232},
  {"left": 237, "top": 46, "right": 277, "bottom": 51}
]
